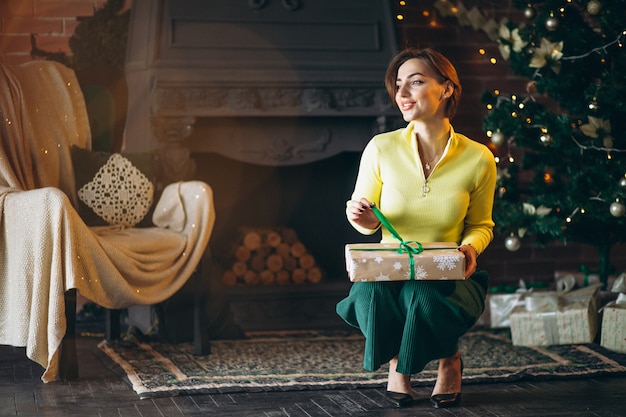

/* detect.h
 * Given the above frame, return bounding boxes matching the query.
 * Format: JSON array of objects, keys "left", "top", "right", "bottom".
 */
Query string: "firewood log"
[
  {"left": 266, "top": 231, "right": 282, "bottom": 247},
  {"left": 235, "top": 245, "right": 251, "bottom": 262},
  {"left": 243, "top": 270, "right": 260, "bottom": 285},
  {"left": 266, "top": 254, "right": 284, "bottom": 272},
  {"left": 243, "top": 231, "right": 262, "bottom": 250},
  {"left": 280, "top": 228, "right": 299, "bottom": 244},
  {"left": 276, "top": 242, "right": 291, "bottom": 258},
  {"left": 298, "top": 253, "right": 315, "bottom": 269},
  {"left": 282, "top": 255, "right": 297, "bottom": 271},
  {"left": 307, "top": 266, "right": 323, "bottom": 284},
  {"left": 275, "top": 270, "right": 291, "bottom": 285},
  {"left": 259, "top": 270, "right": 275, "bottom": 285},
  {"left": 232, "top": 261, "right": 247, "bottom": 277},
  {"left": 290, "top": 241, "right": 307, "bottom": 258},
  {"left": 292, "top": 268, "right": 307, "bottom": 284},
  {"left": 250, "top": 254, "right": 266, "bottom": 272}
]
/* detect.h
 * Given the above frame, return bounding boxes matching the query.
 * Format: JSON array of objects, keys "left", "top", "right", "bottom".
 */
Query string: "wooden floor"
[{"left": 1, "top": 336, "right": 626, "bottom": 417}]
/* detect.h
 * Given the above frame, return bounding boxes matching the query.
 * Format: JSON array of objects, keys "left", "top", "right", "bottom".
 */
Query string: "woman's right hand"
[{"left": 347, "top": 198, "right": 381, "bottom": 230}]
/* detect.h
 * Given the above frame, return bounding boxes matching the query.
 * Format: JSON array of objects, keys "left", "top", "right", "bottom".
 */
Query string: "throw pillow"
[{"left": 71, "top": 146, "right": 156, "bottom": 227}]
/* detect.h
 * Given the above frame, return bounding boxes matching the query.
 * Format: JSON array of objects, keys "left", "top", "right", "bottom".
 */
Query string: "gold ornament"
[{"left": 587, "top": 0, "right": 602, "bottom": 16}]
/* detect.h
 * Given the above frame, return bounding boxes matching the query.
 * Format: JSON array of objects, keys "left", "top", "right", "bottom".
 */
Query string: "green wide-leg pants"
[{"left": 336, "top": 270, "right": 488, "bottom": 375}]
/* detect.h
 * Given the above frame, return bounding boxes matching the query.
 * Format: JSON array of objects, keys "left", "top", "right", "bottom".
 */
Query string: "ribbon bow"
[{"left": 369, "top": 203, "right": 424, "bottom": 279}]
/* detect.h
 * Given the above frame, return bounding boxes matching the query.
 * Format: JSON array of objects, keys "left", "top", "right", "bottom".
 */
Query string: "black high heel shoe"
[
  {"left": 430, "top": 357, "right": 463, "bottom": 409},
  {"left": 386, "top": 390, "right": 414, "bottom": 408}
]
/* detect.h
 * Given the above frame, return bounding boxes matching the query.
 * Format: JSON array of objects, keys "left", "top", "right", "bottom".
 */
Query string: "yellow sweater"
[{"left": 347, "top": 123, "right": 496, "bottom": 255}]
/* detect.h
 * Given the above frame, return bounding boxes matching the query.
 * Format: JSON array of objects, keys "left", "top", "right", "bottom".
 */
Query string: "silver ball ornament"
[
  {"left": 588, "top": 100, "right": 599, "bottom": 112},
  {"left": 504, "top": 235, "right": 521, "bottom": 252},
  {"left": 587, "top": 0, "right": 602, "bottom": 15},
  {"left": 610, "top": 201, "right": 625, "bottom": 217},
  {"left": 545, "top": 16, "right": 559, "bottom": 31},
  {"left": 619, "top": 177, "right": 626, "bottom": 188},
  {"left": 491, "top": 130, "right": 505, "bottom": 146}
]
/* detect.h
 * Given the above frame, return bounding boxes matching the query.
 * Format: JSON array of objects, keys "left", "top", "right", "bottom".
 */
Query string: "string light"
[{"left": 561, "top": 30, "right": 626, "bottom": 61}]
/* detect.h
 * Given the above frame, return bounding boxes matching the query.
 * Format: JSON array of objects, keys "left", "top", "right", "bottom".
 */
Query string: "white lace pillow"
[{"left": 77, "top": 153, "right": 154, "bottom": 227}]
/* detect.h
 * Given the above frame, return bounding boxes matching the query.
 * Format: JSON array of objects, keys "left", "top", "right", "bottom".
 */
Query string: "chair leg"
[
  {"left": 60, "top": 289, "right": 79, "bottom": 381},
  {"left": 105, "top": 309, "right": 121, "bottom": 341},
  {"left": 193, "top": 256, "right": 210, "bottom": 356}
]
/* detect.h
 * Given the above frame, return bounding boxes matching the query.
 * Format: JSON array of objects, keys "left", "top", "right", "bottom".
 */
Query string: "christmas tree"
[{"left": 482, "top": 0, "right": 626, "bottom": 288}]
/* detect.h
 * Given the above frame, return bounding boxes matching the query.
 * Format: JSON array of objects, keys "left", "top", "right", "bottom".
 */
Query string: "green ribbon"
[
  {"left": 368, "top": 203, "right": 423, "bottom": 280},
  {"left": 578, "top": 264, "right": 616, "bottom": 287}
]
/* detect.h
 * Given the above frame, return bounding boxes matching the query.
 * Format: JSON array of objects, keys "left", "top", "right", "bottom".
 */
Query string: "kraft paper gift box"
[
  {"left": 509, "top": 285, "right": 601, "bottom": 347},
  {"left": 345, "top": 241, "right": 465, "bottom": 282}
]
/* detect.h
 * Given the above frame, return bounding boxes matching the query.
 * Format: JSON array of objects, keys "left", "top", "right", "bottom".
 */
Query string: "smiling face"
[{"left": 395, "top": 58, "right": 453, "bottom": 123}]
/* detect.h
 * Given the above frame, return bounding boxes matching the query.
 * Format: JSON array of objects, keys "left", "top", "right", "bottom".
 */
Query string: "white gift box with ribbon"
[
  {"left": 600, "top": 273, "right": 626, "bottom": 353},
  {"left": 510, "top": 284, "right": 601, "bottom": 346}
]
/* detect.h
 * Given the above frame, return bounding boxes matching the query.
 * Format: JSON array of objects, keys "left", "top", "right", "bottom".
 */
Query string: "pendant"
[{"left": 425, "top": 162, "right": 431, "bottom": 171}]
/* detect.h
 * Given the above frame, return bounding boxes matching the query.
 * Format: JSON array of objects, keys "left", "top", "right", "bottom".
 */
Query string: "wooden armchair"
[{"left": 0, "top": 60, "right": 214, "bottom": 382}]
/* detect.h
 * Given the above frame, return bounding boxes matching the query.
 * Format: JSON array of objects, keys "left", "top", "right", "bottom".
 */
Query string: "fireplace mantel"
[{"left": 124, "top": 0, "right": 399, "bottom": 176}]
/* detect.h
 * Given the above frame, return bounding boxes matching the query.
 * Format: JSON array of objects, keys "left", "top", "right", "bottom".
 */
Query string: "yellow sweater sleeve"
[{"left": 347, "top": 125, "right": 496, "bottom": 255}]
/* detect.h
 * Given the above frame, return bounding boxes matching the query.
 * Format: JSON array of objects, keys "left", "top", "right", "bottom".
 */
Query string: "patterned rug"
[{"left": 97, "top": 329, "right": 626, "bottom": 399}]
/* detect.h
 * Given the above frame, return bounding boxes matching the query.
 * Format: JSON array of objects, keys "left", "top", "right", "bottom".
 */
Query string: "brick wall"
[
  {"left": 0, "top": 0, "right": 130, "bottom": 65},
  {"left": 1, "top": 0, "right": 625, "bottom": 285}
]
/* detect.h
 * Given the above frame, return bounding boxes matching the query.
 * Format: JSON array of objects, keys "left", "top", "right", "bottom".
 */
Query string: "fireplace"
[{"left": 124, "top": 0, "right": 400, "bottom": 330}]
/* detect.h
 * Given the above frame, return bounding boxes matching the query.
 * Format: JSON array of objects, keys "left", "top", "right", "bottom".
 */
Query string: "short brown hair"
[{"left": 384, "top": 48, "right": 462, "bottom": 119}]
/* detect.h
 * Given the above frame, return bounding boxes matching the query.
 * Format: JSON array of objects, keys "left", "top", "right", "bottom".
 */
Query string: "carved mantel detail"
[{"left": 152, "top": 86, "right": 393, "bottom": 116}]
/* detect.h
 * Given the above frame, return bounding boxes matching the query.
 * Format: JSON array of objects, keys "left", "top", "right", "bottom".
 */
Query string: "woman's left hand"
[{"left": 457, "top": 244, "right": 477, "bottom": 279}]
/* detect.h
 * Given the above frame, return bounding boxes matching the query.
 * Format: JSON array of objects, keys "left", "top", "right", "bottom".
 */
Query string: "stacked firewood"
[{"left": 221, "top": 227, "right": 323, "bottom": 286}]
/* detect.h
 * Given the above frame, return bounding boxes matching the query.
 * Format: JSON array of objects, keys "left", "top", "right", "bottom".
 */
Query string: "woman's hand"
[
  {"left": 347, "top": 198, "right": 381, "bottom": 230},
  {"left": 457, "top": 244, "right": 477, "bottom": 279}
]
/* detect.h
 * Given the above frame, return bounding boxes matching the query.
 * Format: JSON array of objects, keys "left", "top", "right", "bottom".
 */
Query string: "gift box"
[
  {"left": 345, "top": 241, "right": 464, "bottom": 282},
  {"left": 509, "top": 285, "right": 601, "bottom": 346},
  {"left": 483, "top": 281, "right": 551, "bottom": 328},
  {"left": 488, "top": 293, "right": 524, "bottom": 328},
  {"left": 554, "top": 270, "right": 617, "bottom": 291},
  {"left": 600, "top": 300, "right": 626, "bottom": 354},
  {"left": 600, "top": 274, "right": 626, "bottom": 353}
]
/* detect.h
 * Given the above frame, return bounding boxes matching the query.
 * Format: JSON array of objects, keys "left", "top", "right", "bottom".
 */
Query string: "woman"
[{"left": 336, "top": 48, "right": 496, "bottom": 409}]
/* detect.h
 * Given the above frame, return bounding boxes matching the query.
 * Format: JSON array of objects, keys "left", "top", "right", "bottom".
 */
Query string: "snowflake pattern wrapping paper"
[{"left": 345, "top": 242, "right": 465, "bottom": 282}]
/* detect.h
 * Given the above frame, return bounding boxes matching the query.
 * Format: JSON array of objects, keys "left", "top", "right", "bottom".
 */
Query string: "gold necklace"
[{"left": 420, "top": 147, "right": 442, "bottom": 172}]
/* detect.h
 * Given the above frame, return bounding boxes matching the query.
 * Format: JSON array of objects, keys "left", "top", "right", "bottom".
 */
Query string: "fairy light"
[
  {"left": 479, "top": 48, "right": 486, "bottom": 55},
  {"left": 566, "top": 207, "right": 580, "bottom": 223},
  {"left": 490, "top": 57, "right": 497, "bottom": 64},
  {"left": 396, "top": 14, "right": 404, "bottom": 20}
]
